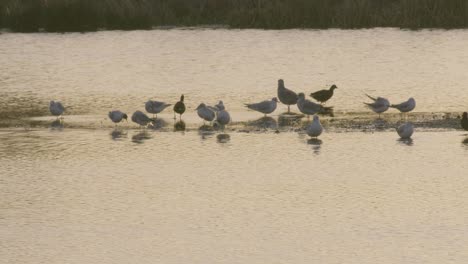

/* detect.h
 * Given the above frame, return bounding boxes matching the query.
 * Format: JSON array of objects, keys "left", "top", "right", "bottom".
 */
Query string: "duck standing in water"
[
  {"left": 310, "top": 84, "right": 338, "bottom": 105},
  {"left": 173, "top": 94, "right": 186, "bottom": 120},
  {"left": 277, "top": 79, "right": 298, "bottom": 113},
  {"left": 461, "top": 112, "right": 468, "bottom": 131}
]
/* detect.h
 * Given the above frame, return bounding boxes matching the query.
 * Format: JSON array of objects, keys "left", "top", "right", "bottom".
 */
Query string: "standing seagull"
[
  {"left": 461, "top": 112, "right": 468, "bottom": 131},
  {"left": 108, "top": 110, "right": 128, "bottom": 125},
  {"left": 131, "top": 110, "right": 154, "bottom": 127},
  {"left": 49, "top": 101, "right": 65, "bottom": 118},
  {"left": 364, "top": 94, "right": 390, "bottom": 118},
  {"left": 244, "top": 97, "right": 278, "bottom": 117},
  {"left": 307, "top": 115, "right": 323, "bottom": 138},
  {"left": 297, "top": 93, "right": 332, "bottom": 118},
  {"left": 216, "top": 102, "right": 231, "bottom": 127},
  {"left": 390, "top": 97, "right": 416, "bottom": 119},
  {"left": 397, "top": 122, "right": 414, "bottom": 139},
  {"left": 310, "top": 84, "right": 338, "bottom": 105},
  {"left": 173, "top": 94, "right": 186, "bottom": 119},
  {"left": 277, "top": 79, "right": 298, "bottom": 113},
  {"left": 196, "top": 103, "right": 216, "bottom": 124},
  {"left": 145, "top": 100, "right": 171, "bottom": 118}
]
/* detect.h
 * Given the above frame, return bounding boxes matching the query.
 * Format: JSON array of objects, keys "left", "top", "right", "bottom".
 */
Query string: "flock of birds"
[{"left": 49, "top": 79, "right": 468, "bottom": 139}]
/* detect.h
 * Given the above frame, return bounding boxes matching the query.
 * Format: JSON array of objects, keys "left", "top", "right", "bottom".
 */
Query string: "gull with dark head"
[
  {"left": 310, "top": 84, "right": 338, "bottom": 105},
  {"left": 364, "top": 94, "right": 390, "bottom": 118},
  {"left": 49, "top": 101, "right": 65, "bottom": 118},
  {"left": 108, "top": 110, "right": 128, "bottom": 125},
  {"left": 277, "top": 79, "right": 298, "bottom": 113},
  {"left": 145, "top": 100, "right": 171, "bottom": 118},
  {"left": 245, "top": 97, "right": 278, "bottom": 117},
  {"left": 297, "top": 93, "right": 332, "bottom": 118},
  {"left": 307, "top": 115, "right": 323, "bottom": 138}
]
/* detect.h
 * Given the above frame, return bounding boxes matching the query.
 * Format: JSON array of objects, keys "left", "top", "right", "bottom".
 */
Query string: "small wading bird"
[
  {"left": 173, "top": 94, "right": 186, "bottom": 119},
  {"left": 310, "top": 84, "right": 338, "bottom": 105},
  {"left": 244, "top": 97, "right": 278, "bottom": 117},
  {"left": 131, "top": 110, "right": 154, "bottom": 127},
  {"left": 461, "top": 112, "right": 468, "bottom": 131},
  {"left": 216, "top": 101, "right": 230, "bottom": 127},
  {"left": 196, "top": 103, "right": 216, "bottom": 124},
  {"left": 307, "top": 115, "right": 323, "bottom": 138},
  {"left": 108, "top": 110, "right": 128, "bottom": 126},
  {"left": 364, "top": 94, "right": 390, "bottom": 118},
  {"left": 49, "top": 100, "right": 65, "bottom": 119},
  {"left": 297, "top": 93, "right": 332, "bottom": 118},
  {"left": 277, "top": 79, "right": 298, "bottom": 113},
  {"left": 145, "top": 100, "right": 171, "bottom": 118},
  {"left": 397, "top": 122, "right": 414, "bottom": 139},
  {"left": 390, "top": 97, "right": 416, "bottom": 119}
]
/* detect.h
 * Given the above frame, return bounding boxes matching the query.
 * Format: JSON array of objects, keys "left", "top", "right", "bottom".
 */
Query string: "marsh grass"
[{"left": 1, "top": 0, "right": 467, "bottom": 32}]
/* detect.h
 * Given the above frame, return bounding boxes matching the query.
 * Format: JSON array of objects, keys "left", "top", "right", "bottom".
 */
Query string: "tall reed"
[{"left": 1, "top": 0, "right": 467, "bottom": 32}]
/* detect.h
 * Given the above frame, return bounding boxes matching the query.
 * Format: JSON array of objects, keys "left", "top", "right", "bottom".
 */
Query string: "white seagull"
[
  {"left": 396, "top": 122, "right": 414, "bottom": 139},
  {"left": 297, "top": 93, "right": 332, "bottom": 117},
  {"left": 245, "top": 97, "right": 278, "bottom": 116},
  {"left": 196, "top": 103, "right": 216, "bottom": 123},
  {"left": 307, "top": 115, "right": 323, "bottom": 138},
  {"left": 131, "top": 111, "right": 154, "bottom": 127},
  {"left": 364, "top": 94, "right": 390, "bottom": 117},
  {"left": 108, "top": 110, "right": 128, "bottom": 125},
  {"left": 49, "top": 101, "right": 65, "bottom": 118},
  {"left": 145, "top": 100, "right": 171, "bottom": 117},
  {"left": 391, "top": 97, "right": 416, "bottom": 119},
  {"left": 216, "top": 102, "right": 231, "bottom": 126}
]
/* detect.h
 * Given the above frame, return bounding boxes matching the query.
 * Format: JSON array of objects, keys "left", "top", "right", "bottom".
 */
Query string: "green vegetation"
[{"left": 1, "top": 0, "right": 467, "bottom": 32}]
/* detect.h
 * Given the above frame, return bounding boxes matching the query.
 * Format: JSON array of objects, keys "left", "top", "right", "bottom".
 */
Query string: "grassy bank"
[{"left": 1, "top": 0, "right": 468, "bottom": 32}]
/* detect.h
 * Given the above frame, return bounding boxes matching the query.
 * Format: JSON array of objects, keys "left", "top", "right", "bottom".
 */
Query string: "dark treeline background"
[{"left": 1, "top": 0, "right": 467, "bottom": 32}]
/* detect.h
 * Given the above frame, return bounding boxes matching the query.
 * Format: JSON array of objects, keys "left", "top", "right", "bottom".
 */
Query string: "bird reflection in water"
[
  {"left": 132, "top": 131, "right": 151, "bottom": 144},
  {"left": 278, "top": 113, "right": 303, "bottom": 127},
  {"left": 49, "top": 119, "right": 64, "bottom": 130},
  {"left": 198, "top": 125, "right": 215, "bottom": 140},
  {"left": 247, "top": 116, "right": 278, "bottom": 130},
  {"left": 148, "top": 118, "right": 167, "bottom": 130},
  {"left": 373, "top": 118, "right": 388, "bottom": 130},
  {"left": 217, "top": 133, "right": 230, "bottom": 144},
  {"left": 462, "top": 137, "right": 468, "bottom": 147},
  {"left": 110, "top": 129, "right": 127, "bottom": 140},
  {"left": 397, "top": 138, "right": 414, "bottom": 146},
  {"left": 174, "top": 120, "right": 186, "bottom": 132},
  {"left": 307, "top": 138, "right": 322, "bottom": 155}
]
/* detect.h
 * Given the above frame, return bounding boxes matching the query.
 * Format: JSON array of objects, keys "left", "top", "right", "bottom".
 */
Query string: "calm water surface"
[
  {"left": 1, "top": 129, "right": 468, "bottom": 263},
  {"left": 1, "top": 28, "right": 468, "bottom": 263},
  {"left": 0, "top": 28, "right": 468, "bottom": 121}
]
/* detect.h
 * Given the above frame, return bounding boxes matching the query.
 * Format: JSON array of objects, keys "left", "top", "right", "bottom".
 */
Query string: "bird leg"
[{"left": 287, "top": 105, "right": 290, "bottom": 113}]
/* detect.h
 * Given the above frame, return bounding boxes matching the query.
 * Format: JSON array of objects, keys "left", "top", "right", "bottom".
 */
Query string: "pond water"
[{"left": 1, "top": 28, "right": 468, "bottom": 263}]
